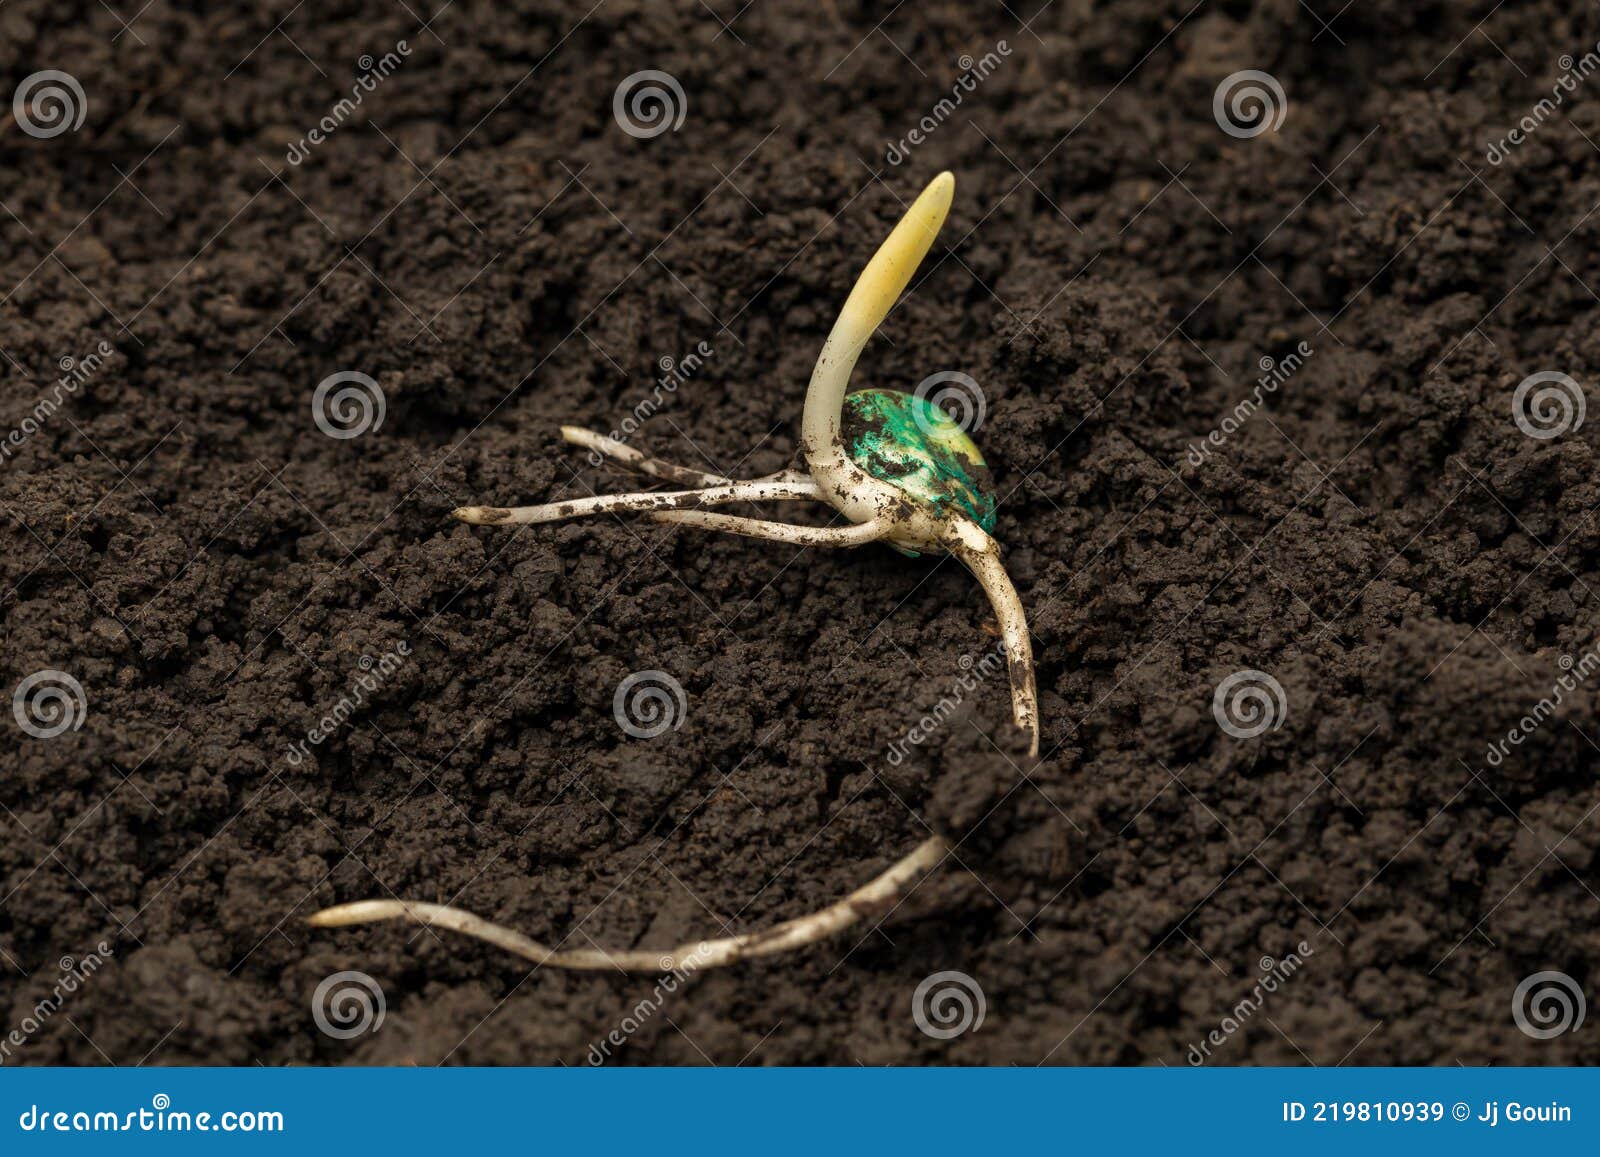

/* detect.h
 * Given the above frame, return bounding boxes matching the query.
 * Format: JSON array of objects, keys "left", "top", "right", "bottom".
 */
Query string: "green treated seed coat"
[{"left": 842, "top": 389, "right": 998, "bottom": 556}]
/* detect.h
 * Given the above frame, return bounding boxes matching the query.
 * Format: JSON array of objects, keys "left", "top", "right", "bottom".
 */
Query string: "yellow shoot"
[{"left": 802, "top": 172, "right": 954, "bottom": 472}]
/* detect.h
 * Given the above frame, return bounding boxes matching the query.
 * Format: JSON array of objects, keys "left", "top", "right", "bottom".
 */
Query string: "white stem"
[
  {"left": 946, "top": 519, "right": 1039, "bottom": 757},
  {"left": 307, "top": 835, "right": 949, "bottom": 971},
  {"left": 455, "top": 479, "right": 822, "bottom": 526},
  {"left": 651, "top": 511, "right": 886, "bottom": 548},
  {"left": 802, "top": 172, "right": 954, "bottom": 506}
]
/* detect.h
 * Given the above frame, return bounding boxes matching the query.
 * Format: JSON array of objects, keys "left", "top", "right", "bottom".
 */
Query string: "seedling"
[{"left": 309, "top": 173, "right": 1039, "bottom": 970}]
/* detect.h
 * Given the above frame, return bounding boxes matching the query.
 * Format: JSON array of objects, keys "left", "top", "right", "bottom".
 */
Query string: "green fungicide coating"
[{"left": 842, "top": 388, "right": 998, "bottom": 553}]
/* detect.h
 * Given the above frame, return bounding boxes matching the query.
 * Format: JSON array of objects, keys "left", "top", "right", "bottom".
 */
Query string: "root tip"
[
  {"left": 307, "top": 901, "right": 404, "bottom": 928},
  {"left": 453, "top": 506, "right": 510, "bottom": 524}
]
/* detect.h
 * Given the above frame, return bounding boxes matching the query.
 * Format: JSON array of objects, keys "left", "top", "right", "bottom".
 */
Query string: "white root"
[
  {"left": 650, "top": 511, "right": 887, "bottom": 548},
  {"left": 559, "top": 426, "right": 735, "bottom": 488},
  {"left": 454, "top": 478, "right": 822, "bottom": 526},
  {"left": 946, "top": 519, "right": 1040, "bottom": 757},
  {"left": 561, "top": 426, "right": 814, "bottom": 488},
  {"left": 306, "top": 835, "right": 949, "bottom": 972}
]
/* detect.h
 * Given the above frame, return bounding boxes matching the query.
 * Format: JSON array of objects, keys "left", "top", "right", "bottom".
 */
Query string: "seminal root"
[
  {"left": 453, "top": 477, "right": 821, "bottom": 525},
  {"left": 308, "top": 173, "right": 1040, "bottom": 971},
  {"left": 307, "top": 836, "right": 948, "bottom": 970}
]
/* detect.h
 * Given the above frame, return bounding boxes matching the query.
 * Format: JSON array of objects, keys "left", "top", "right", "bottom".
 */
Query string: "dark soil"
[{"left": 3, "top": 0, "right": 1599, "bottom": 1066}]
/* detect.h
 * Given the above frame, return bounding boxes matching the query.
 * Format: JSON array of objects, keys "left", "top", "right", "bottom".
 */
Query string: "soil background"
[{"left": 3, "top": 0, "right": 1599, "bottom": 1066}]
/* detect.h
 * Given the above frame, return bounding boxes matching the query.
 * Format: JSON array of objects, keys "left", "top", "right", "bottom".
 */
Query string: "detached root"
[{"left": 307, "top": 835, "right": 949, "bottom": 972}]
